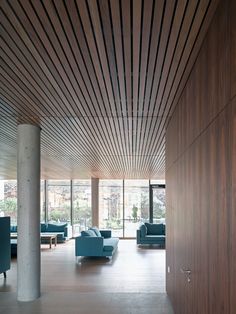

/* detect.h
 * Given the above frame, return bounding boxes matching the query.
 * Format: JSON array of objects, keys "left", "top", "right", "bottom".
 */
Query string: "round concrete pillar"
[
  {"left": 17, "top": 124, "right": 41, "bottom": 301},
  {"left": 91, "top": 178, "right": 99, "bottom": 226}
]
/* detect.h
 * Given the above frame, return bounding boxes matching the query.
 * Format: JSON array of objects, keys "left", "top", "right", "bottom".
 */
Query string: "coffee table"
[
  {"left": 40, "top": 233, "right": 57, "bottom": 249},
  {"left": 11, "top": 233, "right": 58, "bottom": 249}
]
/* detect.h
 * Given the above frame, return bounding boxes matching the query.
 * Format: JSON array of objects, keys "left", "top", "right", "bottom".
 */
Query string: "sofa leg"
[{"left": 3, "top": 272, "right": 6, "bottom": 278}]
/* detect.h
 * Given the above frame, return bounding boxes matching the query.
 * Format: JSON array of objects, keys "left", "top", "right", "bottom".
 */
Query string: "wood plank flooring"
[{"left": 0, "top": 239, "right": 173, "bottom": 314}]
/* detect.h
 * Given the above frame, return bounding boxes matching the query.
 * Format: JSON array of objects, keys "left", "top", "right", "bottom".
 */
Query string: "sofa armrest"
[
  {"left": 64, "top": 225, "right": 72, "bottom": 239},
  {"left": 75, "top": 236, "right": 104, "bottom": 256},
  {"left": 100, "top": 230, "right": 112, "bottom": 238},
  {"left": 137, "top": 229, "right": 141, "bottom": 244}
]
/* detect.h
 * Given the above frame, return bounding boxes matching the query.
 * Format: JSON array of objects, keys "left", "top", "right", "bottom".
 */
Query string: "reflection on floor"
[{"left": 0, "top": 239, "right": 173, "bottom": 314}]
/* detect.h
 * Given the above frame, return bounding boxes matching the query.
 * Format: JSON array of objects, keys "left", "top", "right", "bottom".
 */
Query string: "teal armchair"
[
  {"left": 137, "top": 223, "right": 165, "bottom": 247},
  {"left": 0, "top": 217, "right": 11, "bottom": 277}
]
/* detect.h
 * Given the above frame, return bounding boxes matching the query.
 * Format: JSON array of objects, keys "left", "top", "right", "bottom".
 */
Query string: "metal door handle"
[
  {"left": 180, "top": 268, "right": 191, "bottom": 275},
  {"left": 180, "top": 268, "right": 191, "bottom": 283}
]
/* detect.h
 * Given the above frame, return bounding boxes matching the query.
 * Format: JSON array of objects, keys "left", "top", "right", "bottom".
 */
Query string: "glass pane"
[
  {"left": 47, "top": 180, "right": 71, "bottom": 223},
  {"left": 99, "top": 180, "right": 123, "bottom": 237},
  {"left": 124, "top": 180, "right": 149, "bottom": 237},
  {"left": 153, "top": 188, "right": 166, "bottom": 224},
  {"left": 73, "top": 180, "right": 91, "bottom": 235},
  {"left": 0, "top": 180, "right": 17, "bottom": 225}
]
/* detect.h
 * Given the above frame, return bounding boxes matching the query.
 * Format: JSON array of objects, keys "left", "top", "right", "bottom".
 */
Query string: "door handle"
[
  {"left": 180, "top": 268, "right": 191, "bottom": 283},
  {"left": 180, "top": 268, "right": 191, "bottom": 275}
]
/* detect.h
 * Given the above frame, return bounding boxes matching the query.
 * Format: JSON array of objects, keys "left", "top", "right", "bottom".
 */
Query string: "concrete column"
[
  {"left": 17, "top": 124, "right": 41, "bottom": 301},
  {"left": 91, "top": 178, "right": 99, "bottom": 227}
]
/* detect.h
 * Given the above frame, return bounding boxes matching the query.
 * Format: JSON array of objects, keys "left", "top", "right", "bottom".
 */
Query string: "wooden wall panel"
[
  {"left": 167, "top": 104, "right": 234, "bottom": 314},
  {"left": 230, "top": 99, "right": 236, "bottom": 314},
  {"left": 230, "top": 0, "right": 236, "bottom": 98},
  {"left": 166, "top": 0, "right": 235, "bottom": 313},
  {"left": 166, "top": 0, "right": 230, "bottom": 169}
]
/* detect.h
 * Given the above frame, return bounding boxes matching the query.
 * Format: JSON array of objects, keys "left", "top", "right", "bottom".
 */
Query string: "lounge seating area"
[
  {"left": 137, "top": 223, "right": 166, "bottom": 247},
  {"left": 10, "top": 223, "right": 72, "bottom": 256},
  {"left": 40, "top": 223, "right": 72, "bottom": 243},
  {"left": 75, "top": 227, "right": 119, "bottom": 258},
  {"left": 10, "top": 223, "right": 72, "bottom": 243}
]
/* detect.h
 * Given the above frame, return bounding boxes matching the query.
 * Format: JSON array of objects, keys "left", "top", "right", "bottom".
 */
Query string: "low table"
[
  {"left": 11, "top": 233, "right": 58, "bottom": 249},
  {"left": 40, "top": 233, "right": 57, "bottom": 249}
]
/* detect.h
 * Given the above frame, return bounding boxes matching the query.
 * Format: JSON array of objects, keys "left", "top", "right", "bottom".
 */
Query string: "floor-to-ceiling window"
[
  {"left": 152, "top": 187, "right": 166, "bottom": 224},
  {"left": 0, "top": 179, "right": 91, "bottom": 230},
  {"left": 99, "top": 180, "right": 123, "bottom": 237},
  {"left": 0, "top": 180, "right": 48, "bottom": 225},
  {"left": 0, "top": 178, "right": 165, "bottom": 236},
  {"left": 99, "top": 179, "right": 150, "bottom": 238},
  {"left": 47, "top": 180, "right": 71, "bottom": 224},
  {"left": 73, "top": 180, "right": 91, "bottom": 235},
  {"left": 0, "top": 180, "right": 17, "bottom": 225},
  {"left": 124, "top": 180, "right": 149, "bottom": 237}
]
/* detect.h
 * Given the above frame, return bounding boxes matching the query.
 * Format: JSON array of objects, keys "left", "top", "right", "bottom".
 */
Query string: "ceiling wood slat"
[{"left": 0, "top": 0, "right": 219, "bottom": 179}]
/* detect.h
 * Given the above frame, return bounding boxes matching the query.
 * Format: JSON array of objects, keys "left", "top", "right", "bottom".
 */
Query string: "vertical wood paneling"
[
  {"left": 166, "top": 0, "right": 235, "bottom": 313},
  {"left": 230, "top": 0, "right": 236, "bottom": 98},
  {"left": 229, "top": 99, "right": 236, "bottom": 314}
]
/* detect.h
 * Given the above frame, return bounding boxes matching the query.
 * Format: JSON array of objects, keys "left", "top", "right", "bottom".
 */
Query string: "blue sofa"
[
  {"left": 10, "top": 223, "right": 72, "bottom": 243},
  {"left": 11, "top": 239, "right": 17, "bottom": 256},
  {"left": 137, "top": 223, "right": 165, "bottom": 247},
  {"left": 40, "top": 223, "right": 72, "bottom": 243},
  {"left": 10, "top": 223, "right": 72, "bottom": 255},
  {"left": 75, "top": 227, "right": 119, "bottom": 258},
  {"left": 10, "top": 226, "right": 18, "bottom": 256}
]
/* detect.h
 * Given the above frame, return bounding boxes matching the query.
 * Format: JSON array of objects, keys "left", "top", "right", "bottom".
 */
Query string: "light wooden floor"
[{"left": 0, "top": 240, "right": 173, "bottom": 314}]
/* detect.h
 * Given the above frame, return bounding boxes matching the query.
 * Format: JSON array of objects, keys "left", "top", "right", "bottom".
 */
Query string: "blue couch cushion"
[
  {"left": 81, "top": 230, "right": 97, "bottom": 237},
  {"left": 10, "top": 225, "right": 17, "bottom": 232},
  {"left": 100, "top": 230, "right": 112, "bottom": 238},
  {"left": 163, "top": 224, "right": 166, "bottom": 235},
  {"left": 103, "top": 245, "right": 113, "bottom": 252},
  {"left": 145, "top": 235, "right": 165, "bottom": 240},
  {"left": 40, "top": 223, "right": 47, "bottom": 232},
  {"left": 47, "top": 223, "right": 67, "bottom": 232},
  {"left": 103, "top": 238, "right": 119, "bottom": 252},
  {"left": 89, "top": 227, "right": 102, "bottom": 237},
  {"left": 145, "top": 223, "right": 163, "bottom": 235},
  {"left": 140, "top": 224, "right": 147, "bottom": 237},
  {"left": 11, "top": 239, "right": 17, "bottom": 256}
]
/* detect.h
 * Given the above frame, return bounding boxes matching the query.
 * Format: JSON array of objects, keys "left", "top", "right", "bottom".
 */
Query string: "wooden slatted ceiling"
[{"left": 0, "top": 0, "right": 219, "bottom": 179}]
